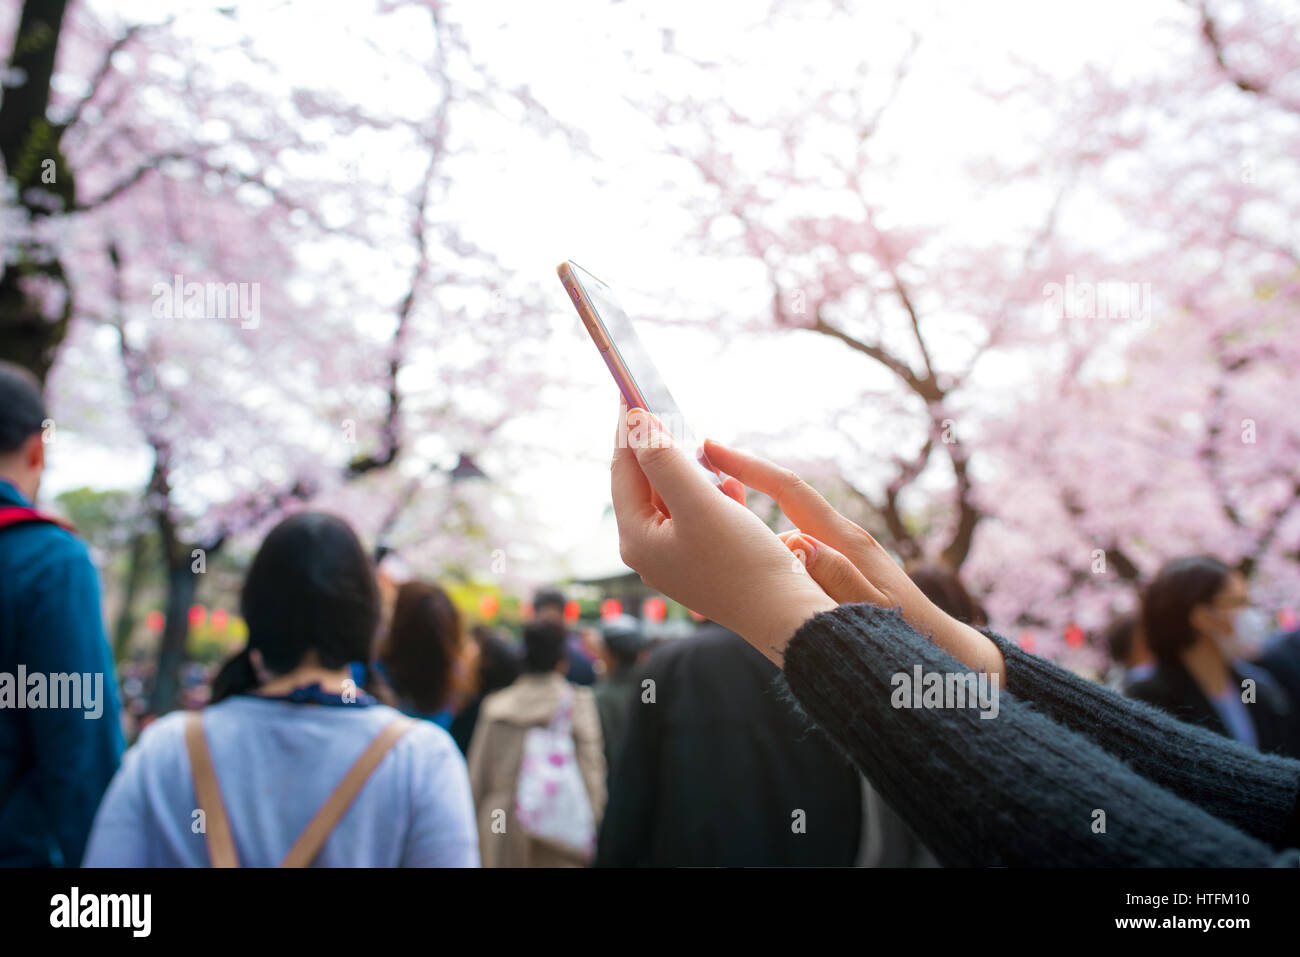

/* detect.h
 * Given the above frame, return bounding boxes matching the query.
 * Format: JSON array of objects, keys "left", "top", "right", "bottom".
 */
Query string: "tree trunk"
[
  {"left": 0, "top": 0, "right": 76, "bottom": 382},
  {"left": 111, "top": 529, "right": 147, "bottom": 663},
  {"left": 148, "top": 557, "right": 198, "bottom": 715}
]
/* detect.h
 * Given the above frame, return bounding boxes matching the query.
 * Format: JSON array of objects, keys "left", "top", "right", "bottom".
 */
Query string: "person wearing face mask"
[{"left": 1127, "top": 556, "right": 1299, "bottom": 759}]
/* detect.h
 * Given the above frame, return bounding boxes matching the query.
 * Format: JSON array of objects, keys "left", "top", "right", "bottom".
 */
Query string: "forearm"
[
  {"left": 778, "top": 603, "right": 1285, "bottom": 866},
  {"left": 899, "top": 597, "right": 1006, "bottom": 686},
  {"left": 986, "top": 631, "right": 1300, "bottom": 848}
]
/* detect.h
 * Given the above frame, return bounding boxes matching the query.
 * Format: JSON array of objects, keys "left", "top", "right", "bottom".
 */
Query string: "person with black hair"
[
  {"left": 595, "top": 615, "right": 863, "bottom": 867},
  {"left": 82, "top": 511, "right": 478, "bottom": 866},
  {"left": 592, "top": 614, "right": 647, "bottom": 780},
  {"left": 0, "top": 360, "right": 125, "bottom": 867},
  {"left": 466, "top": 621, "right": 605, "bottom": 866},
  {"left": 1127, "top": 556, "right": 1298, "bottom": 757},
  {"left": 533, "top": 586, "right": 597, "bottom": 685},
  {"left": 449, "top": 624, "right": 522, "bottom": 755}
]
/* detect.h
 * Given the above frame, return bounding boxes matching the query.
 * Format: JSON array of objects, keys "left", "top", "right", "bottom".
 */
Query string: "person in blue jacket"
[{"left": 0, "top": 360, "right": 125, "bottom": 867}]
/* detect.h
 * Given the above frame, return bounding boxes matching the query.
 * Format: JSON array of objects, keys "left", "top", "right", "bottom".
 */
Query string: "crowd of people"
[{"left": 2, "top": 362, "right": 1300, "bottom": 867}]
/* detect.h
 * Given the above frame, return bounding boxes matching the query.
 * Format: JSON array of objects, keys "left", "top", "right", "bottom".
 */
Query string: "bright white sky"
[{"left": 44, "top": 0, "right": 1177, "bottom": 583}]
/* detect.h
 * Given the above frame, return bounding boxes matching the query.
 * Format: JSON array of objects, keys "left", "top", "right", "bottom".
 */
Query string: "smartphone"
[{"left": 557, "top": 260, "right": 714, "bottom": 473}]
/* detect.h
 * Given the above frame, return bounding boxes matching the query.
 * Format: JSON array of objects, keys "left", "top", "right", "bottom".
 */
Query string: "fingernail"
[
  {"left": 627, "top": 408, "right": 666, "bottom": 450},
  {"left": 790, "top": 534, "right": 817, "bottom": 565}
]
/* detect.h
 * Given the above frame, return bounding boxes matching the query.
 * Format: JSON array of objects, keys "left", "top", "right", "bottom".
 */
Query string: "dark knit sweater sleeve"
[
  {"left": 778, "top": 603, "right": 1296, "bottom": 867},
  {"left": 986, "top": 630, "right": 1300, "bottom": 849}
]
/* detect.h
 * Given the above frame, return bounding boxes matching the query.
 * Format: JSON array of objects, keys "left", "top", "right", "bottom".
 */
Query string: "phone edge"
[{"left": 557, "top": 261, "right": 649, "bottom": 412}]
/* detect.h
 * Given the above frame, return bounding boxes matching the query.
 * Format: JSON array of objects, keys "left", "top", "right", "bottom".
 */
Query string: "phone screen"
[{"left": 561, "top": 261, "right": 708, "bottom": 466}]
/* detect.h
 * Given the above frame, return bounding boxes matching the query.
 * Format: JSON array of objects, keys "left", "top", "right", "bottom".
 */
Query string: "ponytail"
[{"left": 210, "top": 647, "right": 259, "bottom": 704}]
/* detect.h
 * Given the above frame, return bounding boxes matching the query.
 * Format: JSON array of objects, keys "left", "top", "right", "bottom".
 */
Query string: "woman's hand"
[
  {"left": 701, "top": 437, "right": 1006, "bottom": 681},
  {"left": 612, "top": 405, "right": 837, "bottom": 663}
]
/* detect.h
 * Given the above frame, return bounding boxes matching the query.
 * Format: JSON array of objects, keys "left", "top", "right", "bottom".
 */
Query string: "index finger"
[{"left": 702, "top": 438, "right": 857, "bottom": 545}]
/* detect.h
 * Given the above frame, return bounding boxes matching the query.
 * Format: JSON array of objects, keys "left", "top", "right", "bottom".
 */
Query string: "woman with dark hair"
[
  {"left": 378, "top": 581, "right": 466, "bottom": 729},
  {"left": 1127, "top": 556, "right": 1297, "bottom": 757},
  {"left": 83, "top": 512, "right": 479, "bottom": 867},
  {"left": 609, "top": 405, "right": 1300, "bottom": 866}
]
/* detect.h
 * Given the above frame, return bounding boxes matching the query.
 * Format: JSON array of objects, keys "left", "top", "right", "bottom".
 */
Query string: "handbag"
[{"left": 513, "top": 686, "right": 595, "bottom": 857}]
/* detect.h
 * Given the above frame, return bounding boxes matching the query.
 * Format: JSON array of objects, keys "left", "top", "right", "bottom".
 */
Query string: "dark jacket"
[
  {"left": 780, "top": 603, "right": 1300, "bottom": 866},
  {"left": 1126, "top": 657, "right": 1299, "bottom": 759},
  {"left": 0, "top": 480, "right": 125, "bottom": 866},
  {"left": 595, "top": 624, "right": 861, "bottom": 867},
  {"left": 565, "top": 634, "right": 597, "bottom": 686},
  {"left": 592, "top": 664, "right": 639, "bottom": 781},
  {"left": 1258, "top": 630, "right": 1300, "bottom": 724}
]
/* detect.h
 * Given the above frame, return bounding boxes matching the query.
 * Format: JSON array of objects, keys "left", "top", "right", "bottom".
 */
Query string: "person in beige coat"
[{"left": 467, "top": 621, "right": 606, "bottom": 867}]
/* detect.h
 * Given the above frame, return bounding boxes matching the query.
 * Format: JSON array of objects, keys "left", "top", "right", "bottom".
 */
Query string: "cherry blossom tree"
[
  {"left": 644, "top": 0, "right": 1299, "bottom": 657},
  {"left": 3, "top": 0, "right": 569, "bottom": 710},
  {"left": 968, "top": 0, "right": 1300, "bottom": 654}
]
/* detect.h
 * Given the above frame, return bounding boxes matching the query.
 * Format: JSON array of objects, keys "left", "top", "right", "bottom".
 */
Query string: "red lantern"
[
  {"left": 1018, "top": 631, "right": 1036, "bottom": 654},
  {"left": 211, "top": 609, "right": 229, "bottom": 631},
  {"left": 643, "top": 597, "right": 667, "bottom": 623},
  {"left": 145, "top": 610, "right": 164, "bottom": 633},
  {"left": 479, "top": 593, "right": 500, "bottom": 620},
  {"left": 1064, "top": 624, "right": 1084, "bottom": 648},
  {"left": 188, "top": 604, "right": 206, "bottom": 627},
  {"left": 601, "top": 599, "right": 622, "bottom": 621},
  {"left": 564, "top": 600, "right": 581, "bottom": 623}
]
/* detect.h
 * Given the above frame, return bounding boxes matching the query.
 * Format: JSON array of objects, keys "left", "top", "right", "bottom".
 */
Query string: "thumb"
[{"left": 626, "top": 408, "right": 712, "bottom": 518}]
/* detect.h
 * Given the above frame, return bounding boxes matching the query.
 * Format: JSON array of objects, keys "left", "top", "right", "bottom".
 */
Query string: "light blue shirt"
[
  {"left": 1208, "top": 686, "right": 1258, "bottom": 750},
  {"left": 1126, "top": 662, "right": 1156, "bottom": 684},
  {"left": 82, "top": 695, "right": 479, "bottom": 867}
]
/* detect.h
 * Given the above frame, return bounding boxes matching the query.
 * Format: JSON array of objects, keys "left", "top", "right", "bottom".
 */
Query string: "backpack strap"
[
  {"left": 279, "top": 717, "right": 416, "bottom": 868},
  {"left": 0, "top": 506, "right": 74, "bottom": 534},
  {"left": 184, "top": 712, "right": 240, "bottom": 867}
]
